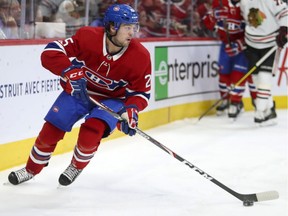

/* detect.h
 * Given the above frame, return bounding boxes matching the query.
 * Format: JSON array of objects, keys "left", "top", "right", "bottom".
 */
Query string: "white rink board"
[{"left": 0, "top": 42, "right": 287, "bottom": 144}]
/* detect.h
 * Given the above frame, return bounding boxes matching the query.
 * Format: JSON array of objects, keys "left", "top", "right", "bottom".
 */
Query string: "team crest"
[
  {"left": 248, "top": 8, "right": 266, "bottom": 28},
  {"left": 113, "top": 6, "right": 120, "bottom": 11},
  {"left": 52, "top": 106, "right": 59, "bottom": 113}
]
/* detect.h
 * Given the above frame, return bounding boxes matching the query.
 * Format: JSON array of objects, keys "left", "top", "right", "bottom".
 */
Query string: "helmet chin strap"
[{"left": 106, "top": 31, "right": 123, "bottom": 48}]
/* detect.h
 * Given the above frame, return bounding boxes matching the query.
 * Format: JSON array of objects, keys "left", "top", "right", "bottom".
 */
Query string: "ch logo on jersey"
[
  {"left": 83, "top": 66, "right": 127, "bottom": 90},
  {"left": 248, "top": 8, "right": 266, "bottom": 28}
]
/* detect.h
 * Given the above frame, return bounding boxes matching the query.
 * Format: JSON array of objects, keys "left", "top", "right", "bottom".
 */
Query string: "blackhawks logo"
[{"left": 248, "top": 8, "right": 266, "bottom": 28}]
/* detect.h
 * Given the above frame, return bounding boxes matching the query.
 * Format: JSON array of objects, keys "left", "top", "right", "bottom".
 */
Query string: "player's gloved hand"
[
  {"left": 224, "top": 39, "right": 246, "bottom": 57},
  {"left": 117, "top": 105, "right": 139, "bottom": 136},
  {"left": 61, "top": 65, "right": 89, "bottom": 104},
  {"left": 213, "top": 6, "right": 229, "bottom": 20},
  {"left": 202, "top": 12, "right": 216, "bottom": 31},
  {"left": 276, "top": 26, "right": 288, "bottom": 48}
]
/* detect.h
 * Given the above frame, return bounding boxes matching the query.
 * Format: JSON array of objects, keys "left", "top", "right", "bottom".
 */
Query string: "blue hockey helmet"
[{"left": 103, "top": 4, "right": 139, "bottom": 31}]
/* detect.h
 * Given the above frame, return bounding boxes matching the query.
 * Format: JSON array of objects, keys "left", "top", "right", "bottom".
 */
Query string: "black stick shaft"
[{"left": 88, "top": 96, "right": 279, "bottom": 203}]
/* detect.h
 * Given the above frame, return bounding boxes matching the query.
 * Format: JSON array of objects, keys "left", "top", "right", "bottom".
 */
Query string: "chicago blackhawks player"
[{"left": 240, "top": 0, "right": 287, "bottom": 124}]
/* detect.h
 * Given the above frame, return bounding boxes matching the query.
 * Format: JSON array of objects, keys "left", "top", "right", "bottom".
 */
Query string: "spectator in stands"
[
  {"left": 36, "top": 0, "right": 64, "bottom": 22},
  {"left": 55, "top": 0, "right": 85, "bottom": 37},
  {"left": 9, "top": 0, "right": 21, "bottom": 26},
  {"left": 0, "top": 0, "right": 8, "bottom": 38},
  {"left": 90, "top": 0, "right": 115, "bottom": 27},
  {"left": 137, "top": 0, "right": 192, "bottom": 37},
  {"left": 196, "top": 0, "right": 216, "bottom": 37},
  {"left": 0, "top": 0, "right": 19, "bottom": 39},
  {"left": 36, "top": 0, "right": 88, "bottom": 23}
]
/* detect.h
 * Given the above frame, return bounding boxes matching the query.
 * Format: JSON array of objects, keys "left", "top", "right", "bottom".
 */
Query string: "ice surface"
[{"left": 0, "top": 110, "right": 287, "bottom": 216}]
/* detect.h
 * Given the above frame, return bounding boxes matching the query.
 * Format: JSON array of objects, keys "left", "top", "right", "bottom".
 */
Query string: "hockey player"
[
  {"left": 202, "top": 0, "right": 257, "bottom": 119},
  {"left": 240, "top": 0, "right": 288, "bottom": 124},
  {"left": 8, "top": 4, "right": 151, "bottom": 186}
]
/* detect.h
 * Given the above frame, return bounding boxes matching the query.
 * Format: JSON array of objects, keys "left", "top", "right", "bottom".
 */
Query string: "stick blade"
[{"left": 256, "top": 190, "right": 279, "bottom": 202}]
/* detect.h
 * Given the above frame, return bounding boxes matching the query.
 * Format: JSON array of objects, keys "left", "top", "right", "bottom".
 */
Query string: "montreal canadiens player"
[
  {"left": 240, "top": 0, "right": 288, "bottom": 124},
  {"left": 203, "top": 0, "right": 257, "bottom": 119},
  {"left": 8, "top": 4, "right": 151, "bottom": 186}
]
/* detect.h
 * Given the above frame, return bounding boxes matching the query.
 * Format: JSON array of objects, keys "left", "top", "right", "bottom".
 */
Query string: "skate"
[
  {"left": 58, "top": 164, "right": 82, "bottom": 186},
  {"left": 216, "top": 99, "right": 229, "bottom": 116},
  {"left": 228, "top": 101, "right": 244, "bottom": 119},
  {"left": 254, "top": 104, "right": 277, "bottom": 126},
  {"left": 8, "top": 167, "right": 34, "bottom": 185}
]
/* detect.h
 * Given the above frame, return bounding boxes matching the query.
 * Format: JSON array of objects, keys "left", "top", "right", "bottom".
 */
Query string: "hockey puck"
[{"left": 243, "top": 200, "right": 254, "bottom": 207}]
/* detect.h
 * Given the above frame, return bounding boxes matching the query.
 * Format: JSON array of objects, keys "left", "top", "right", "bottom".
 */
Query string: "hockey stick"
[
  {"left": 198, "top": 45, "right": 278, "bottom": 121},
  {"left": 88, "top": 95, "right": 279, "bottom": 205}
]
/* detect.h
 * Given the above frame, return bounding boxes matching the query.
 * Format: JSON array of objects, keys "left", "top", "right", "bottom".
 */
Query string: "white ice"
[{"left": 0, "top": 110, "right": 287, "bottom": 216}]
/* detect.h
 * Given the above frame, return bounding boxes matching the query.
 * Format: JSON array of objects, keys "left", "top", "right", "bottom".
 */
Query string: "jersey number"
[
  {"left": 145, "top": 74, "right": 151, "bottom": 88},
  {"left": 62, "top": 38, "right": 73, "bottom": 46}
]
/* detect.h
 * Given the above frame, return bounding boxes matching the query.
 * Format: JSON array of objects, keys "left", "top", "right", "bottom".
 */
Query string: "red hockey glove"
[
  {"left": 276, "top": 26, "right": 288, "bottom": 48},
  {"left": 202, "top": 13, "right": 216, "bottom": 31},
  {"left": 61, "top": 65, "right": 89, "bottom": 104},
  {"left": 62, "top": 65, "right": 84, "bottom": 81},
  {"left": 117, "top": 105, "right": 139, "bottom": 136},
  {"left": 213, "top": 6, "right": 229, "bottom": 20},
  {"left": 224, "top": 39, "right": 246, "bottom": 57}
]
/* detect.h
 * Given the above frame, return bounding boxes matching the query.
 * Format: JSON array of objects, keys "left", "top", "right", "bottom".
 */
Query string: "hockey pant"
[{"left": 26, "top": 118, "right": 106, "bottom": 175}]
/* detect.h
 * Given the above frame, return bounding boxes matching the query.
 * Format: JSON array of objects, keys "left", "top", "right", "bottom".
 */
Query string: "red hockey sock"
[
  {"left": 218, "top": 73, "right": 231, "bottom": 99},
  {"left": 26, "top": 122, "right": 65, "bottom": 175},
  {"left": 247, "top": 76, "right": 257, "bottom": 100},
  {"left": 71, "top": 118, "right": 106, "bottom": 169},
  {"left": 230, "top": 71, "right": 246, "bottom": 103}
]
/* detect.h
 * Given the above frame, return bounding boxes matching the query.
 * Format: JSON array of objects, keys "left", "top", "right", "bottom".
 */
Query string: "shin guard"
[
  {"left": 26, "top": 122, "right": 65, "bottom": 175},
  {"left": 230, "top": 71, "right": 246, "bottom": 103},
  {"left": 218, "top": 73, "right": 231, "bottom": 99},
  {"left": 71, "top": 118, "right": 106, "bottom": 169},
  {"left": 247, "top": 76, "right": 257, "bottom": 100},
  {"left": 253, "top": 72, "right": 273, "bottom": 112}
]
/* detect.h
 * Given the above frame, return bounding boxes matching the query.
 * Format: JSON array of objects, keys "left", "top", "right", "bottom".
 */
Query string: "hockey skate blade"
[
  {"left": 3, "top": 181, "right": 12, "bottom": 186},
  {"left": 57, "top": 184, "right": 68, "bottom": 189},
  {"left": 255, "top": 119, "right": 277, "bottom": 127},
  {"left": 216, "top": 110, "right": 227, "bottom": 116},
  {"left": 3, "top": 181, "right": 21, "bottom": 186},
  {"left": 229, "top": 117, "right": 237, "bottom": 122},
  {"left": 228, "top": 108, "right": 245, "bottom": 122}
]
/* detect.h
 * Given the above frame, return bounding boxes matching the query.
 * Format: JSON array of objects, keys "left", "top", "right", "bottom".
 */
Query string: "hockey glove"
[
  {"left": 61, "top": 65, "right": 89, "bottom": 104},
  {"left": 213, "top": 6, "right": 229, "bottom": 20},
  {"left": 202, "top": 12, "right": 216, "bottom": 31},
  {"left": 276, "top": 26, "right": 288, "bottom": 48},
  {"left": 224, "top": 39, "right": 246, "bottom": 57},
  {"left": 117, "top": 105, "right": 139, "bottom": 136}
]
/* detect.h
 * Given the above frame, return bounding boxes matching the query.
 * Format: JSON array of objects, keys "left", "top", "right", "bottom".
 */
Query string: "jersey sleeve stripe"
[{"left": 43, "top": 41, "right": 67, "bottom": 56}]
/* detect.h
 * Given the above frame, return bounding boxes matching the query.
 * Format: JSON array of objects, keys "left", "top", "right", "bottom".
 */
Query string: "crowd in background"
[{"left": 0, "top": 0, "right": 216, "bottom": 39}]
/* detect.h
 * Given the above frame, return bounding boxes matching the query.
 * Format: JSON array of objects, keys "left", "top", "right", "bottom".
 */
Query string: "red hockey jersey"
[
  {"left": 41, "top": 27, "right": 151, "bottom": 111},
  {"left": 203, "top": 0, "right": 245, "bottom": 44}
]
